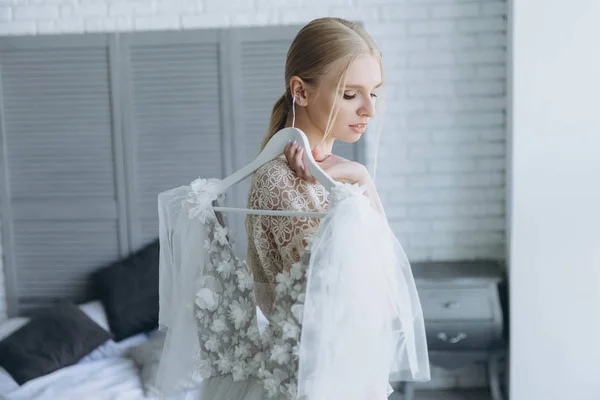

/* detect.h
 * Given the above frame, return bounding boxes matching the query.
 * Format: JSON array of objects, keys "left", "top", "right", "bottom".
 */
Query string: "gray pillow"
[
  {"left": 0, "top": 303, "right": 112, "bottom": 385},
  {"left": 92, "top": 239, "right": 160, "bottom": 342}
]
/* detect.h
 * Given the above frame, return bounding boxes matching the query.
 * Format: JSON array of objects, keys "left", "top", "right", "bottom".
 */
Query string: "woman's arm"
[{"left": 358, "top": 171, "right": 386, "bottom": 216}]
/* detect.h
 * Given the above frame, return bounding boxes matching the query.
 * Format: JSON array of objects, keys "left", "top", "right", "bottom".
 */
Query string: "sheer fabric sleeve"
[{"left": 245, "top": 157, "right": 329, "bottom": 315}]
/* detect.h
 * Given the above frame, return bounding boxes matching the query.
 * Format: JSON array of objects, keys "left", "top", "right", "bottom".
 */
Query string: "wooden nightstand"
[{"left": 395, "top": 261, "right": 508, "bottom": 400}]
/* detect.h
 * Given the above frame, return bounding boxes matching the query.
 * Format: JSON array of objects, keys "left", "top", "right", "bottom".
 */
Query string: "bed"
[
  {"left": 0, "top": 299, "right": 162, "bottom": 400},
  {"left": 2, "top": 357, "right": 148, "bottom": 400},
  {"left": 0, "top": 306, "right": 270, "bottom": 400},
  {"left": 0, "top": 292, "right": 181, "bottom": 399},
  {"left": 0, "top": 238, "right": 209, "bottom": 400},
  {"left": 0, "top": 255, "right": 270, "bottom": 400}
]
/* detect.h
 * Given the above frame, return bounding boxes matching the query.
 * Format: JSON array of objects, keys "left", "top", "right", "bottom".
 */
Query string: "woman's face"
[{"left": 307, "top": 54, "right": 383, "bottom": 143}]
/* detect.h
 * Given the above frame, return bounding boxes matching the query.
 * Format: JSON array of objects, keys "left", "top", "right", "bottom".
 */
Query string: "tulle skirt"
[
  {"left": 166, "top": 376, "right": 277, "bottom": 400},
  {"left": 165, "top": 375, "right": 393, "bottom": 400}
]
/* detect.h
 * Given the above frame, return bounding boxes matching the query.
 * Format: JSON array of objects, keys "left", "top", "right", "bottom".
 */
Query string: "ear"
[{"left": 289, "top": 76, "right": 309, "bottom": 106}]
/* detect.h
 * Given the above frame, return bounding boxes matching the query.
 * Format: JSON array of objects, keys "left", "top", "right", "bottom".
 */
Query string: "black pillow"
[
  {"left": 92, "top": 239, "right": 159, "bottom": 342},
  {"left": 0, "top": 302, "right": 112, "bottom": 385}
]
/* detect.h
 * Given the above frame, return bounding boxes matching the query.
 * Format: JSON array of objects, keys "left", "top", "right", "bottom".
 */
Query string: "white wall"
[
  {"left": 509, "top": 0, "right": 600, "bottom": 399},
  {"left": 0, "top": 0, "right": 508, "bottom": 390}
]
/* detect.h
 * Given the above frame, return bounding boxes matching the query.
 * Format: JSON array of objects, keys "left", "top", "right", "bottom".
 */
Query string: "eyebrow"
[{"left": 345, "top": 82, "right": 384, "bottom": 90}]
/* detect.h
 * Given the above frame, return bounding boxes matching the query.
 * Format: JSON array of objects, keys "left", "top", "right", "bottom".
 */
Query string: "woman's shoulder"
[
  {"left": 250, "top": 156, "right": 299, "bottom": 201},
  {"left": 254, "top": 155, "right": 295, "bottom": 183},
  {"left": 248, "top": 156, "right": 328, "bottom": 211}
]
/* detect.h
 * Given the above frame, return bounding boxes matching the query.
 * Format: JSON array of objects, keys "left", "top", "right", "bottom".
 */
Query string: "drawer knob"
[
  {"left": 443, "top": 301, "right": 461, "bottom": 309},
  {"left": 437, "top": 332, "right": 467, "bottom": 344}
]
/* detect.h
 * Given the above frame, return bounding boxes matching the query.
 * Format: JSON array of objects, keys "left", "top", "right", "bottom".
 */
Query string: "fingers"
[
  {"left": 284, "top": 140, "right": 295, "bottom": 164},
  {"left": 284, "top": 141, "right": 316, "bottom": 183},
  {"left": 284, "top": 140, "right": 303, "bottom": 176},
  {"left": 301, "top": 148, "right": 317, "bottom": 184},
  {"left": 304, "top": 162, "right": 317, "bottom": 184},
  {"left": 294, "top": 147, "right": 307, "bottom": 178},
  {"left": 296, "top": 147, "right": 317, "bottom": 184},
  {"left": 293, "top": 144, "right": 304, "bottom": 172}
]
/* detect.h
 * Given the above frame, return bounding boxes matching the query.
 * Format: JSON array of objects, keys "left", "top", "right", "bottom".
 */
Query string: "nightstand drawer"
[
  {"left": 426, "top": 322, "right": 494, "bottom": 351},
  {"left": 419, "top": 287, "right": 493, "bottom": 321}
]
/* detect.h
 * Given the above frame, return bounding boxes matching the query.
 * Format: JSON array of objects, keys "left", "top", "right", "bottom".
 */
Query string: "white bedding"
[
  {"left": 2, "top": 357, "right": 148, "bottom": 400},
  {"left": 0, "top": 304, "right": 271, "bottom": 400}
]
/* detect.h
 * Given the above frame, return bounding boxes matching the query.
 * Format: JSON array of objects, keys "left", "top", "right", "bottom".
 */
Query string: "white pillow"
[
  {"left": 127, "top": 331, "right": 166, "bottom": 396},
  {"left": 0, "top": 367, "right": 18, "bottom": 395},
  {"left": 77, "top": 300, "right": 148, "bottom": 363},
  {"left": 78, "top": 300, "right": 110, "bottom": 331}
]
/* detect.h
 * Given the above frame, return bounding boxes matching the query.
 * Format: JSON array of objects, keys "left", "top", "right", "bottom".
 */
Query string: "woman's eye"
[
  {"left": 371, "top": 93, "right": 378, "bottom": 98},
  {"left": 343, "top": 93, "right": 356, "bottom": 100}
]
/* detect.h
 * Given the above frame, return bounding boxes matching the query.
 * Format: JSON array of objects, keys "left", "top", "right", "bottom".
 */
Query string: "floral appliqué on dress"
[{"left": 188, "top": 177, "right": 313, "bottom": 399}]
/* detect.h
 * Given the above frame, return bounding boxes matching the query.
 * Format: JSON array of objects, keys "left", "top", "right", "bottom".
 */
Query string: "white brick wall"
[{"left": 0, "top": 0, "right": 507, "bottom": 389}]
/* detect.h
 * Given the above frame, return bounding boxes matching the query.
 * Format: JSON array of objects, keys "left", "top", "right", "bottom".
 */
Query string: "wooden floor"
[{"left": 389, "top": 389, "right": 491, "bottom": 400}]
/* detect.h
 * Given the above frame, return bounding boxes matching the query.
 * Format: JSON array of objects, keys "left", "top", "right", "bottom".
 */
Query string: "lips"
[{"left": 349, "top": 123, "right": 367, "bottom": 134}]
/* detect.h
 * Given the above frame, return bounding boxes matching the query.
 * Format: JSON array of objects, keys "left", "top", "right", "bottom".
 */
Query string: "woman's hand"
[
  {"left": 283, "top": 141, "right": 368, "bottom": 185},
  {"left": 284, "top": 141, "right": 385, "bottom": 215}
]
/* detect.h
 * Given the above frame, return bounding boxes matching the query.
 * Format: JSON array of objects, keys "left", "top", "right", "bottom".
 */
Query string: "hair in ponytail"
[
  {"left": 260, "top": 17, "right": 382, "bottom": 151},
  {"left": 261, "top": 93, "right": 291, "bottom": 151}
]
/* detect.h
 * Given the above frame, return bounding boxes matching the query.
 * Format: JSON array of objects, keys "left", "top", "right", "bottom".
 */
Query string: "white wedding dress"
[{"left": 155, "top": 157, "right": 430, "bottom": 400}]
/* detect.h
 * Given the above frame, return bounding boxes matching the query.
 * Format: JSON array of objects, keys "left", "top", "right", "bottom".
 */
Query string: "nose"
[{"left": 358, "top": 96, "right": 376, "bottom": 118}]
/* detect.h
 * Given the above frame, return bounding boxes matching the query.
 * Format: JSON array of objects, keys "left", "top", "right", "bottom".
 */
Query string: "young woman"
[
  {"left": 246, "top": 17, "right": 385, "bottom": 319},
  {"left": 156, "top": 17, "right": 428, "bottom": 400}
]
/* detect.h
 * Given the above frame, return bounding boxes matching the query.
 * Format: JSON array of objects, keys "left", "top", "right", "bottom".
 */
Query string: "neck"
[{"left": 285, "top": 113, "right": 335, "bottom": 157}]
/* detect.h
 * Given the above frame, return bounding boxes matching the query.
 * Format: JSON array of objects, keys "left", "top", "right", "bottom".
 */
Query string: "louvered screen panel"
[
  {"left": 239, "top": 39, "right": 291, "bottom": 163},
  {"left": 0, "top": 39, "right": 121, "bottom": 314},
  {"left": 122, "top": 32, "right": 224, "bottom": 248}
]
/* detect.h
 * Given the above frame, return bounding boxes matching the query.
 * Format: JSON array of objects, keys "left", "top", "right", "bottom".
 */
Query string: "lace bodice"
[{"left": 245, "top": 156, "right": 329, "bottom": 316}]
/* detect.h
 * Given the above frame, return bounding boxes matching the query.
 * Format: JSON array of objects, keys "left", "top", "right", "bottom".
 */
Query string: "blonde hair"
[{"left": 261, "top": 17, "right": 383, "bottom": 150}]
